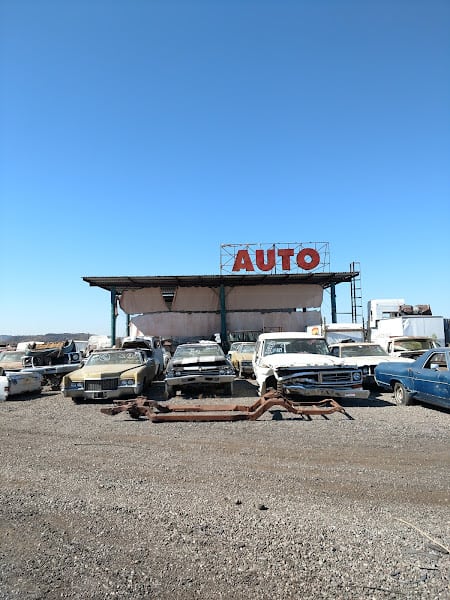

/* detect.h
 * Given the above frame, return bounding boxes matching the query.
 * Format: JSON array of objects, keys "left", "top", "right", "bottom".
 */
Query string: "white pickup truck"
[
  {"left": 377, "top": 336, "right": 440, "bottom": 359},
  {"left": 252, "top": 332, "right": 369, "bottom": 400},
  {"left": 0, "top": 367, "right": 42, "bottom": 401}
]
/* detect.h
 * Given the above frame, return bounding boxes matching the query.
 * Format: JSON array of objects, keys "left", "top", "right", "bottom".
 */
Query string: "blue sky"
[{"left": 1, "top": 0, "right": 449, "bottom": 336}]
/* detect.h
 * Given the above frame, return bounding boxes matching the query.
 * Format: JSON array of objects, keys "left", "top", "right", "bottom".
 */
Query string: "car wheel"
[
  {"left": 164, "top": 384, "right": 174, "bottom": 400},
  {"left": 393, "top": 382, "right": 413, "bottom": 406},
  {"left": 222, "top": 382, "right": 233, "bottom": 396}
]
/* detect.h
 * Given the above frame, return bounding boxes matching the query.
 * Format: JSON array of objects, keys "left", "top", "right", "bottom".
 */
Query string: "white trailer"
[{"left": 369, "top": 315, "right": 445, "bottom": 348}]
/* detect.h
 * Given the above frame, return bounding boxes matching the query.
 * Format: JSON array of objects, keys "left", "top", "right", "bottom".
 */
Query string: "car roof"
[
  {"left": 257, "top": 332, "right": 326, "bottom": 341},
  {"left": 330, "top": 342, "right": 380, "bottom": 347},
  {"left": 90, "top": 348, "right": 142, "bottom": 353}
]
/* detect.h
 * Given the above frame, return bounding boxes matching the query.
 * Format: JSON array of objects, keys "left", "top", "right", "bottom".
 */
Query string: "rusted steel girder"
[{"left": 100, "top": 390, "right": 352, "bottom": 422}]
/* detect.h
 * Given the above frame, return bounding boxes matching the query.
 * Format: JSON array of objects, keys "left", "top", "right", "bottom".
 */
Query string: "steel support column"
[
  {"left": 220, "top": 284, "right": 229, "bottom": 352},
  {"left": 330, "top": 283, "right": 337, "bottom": 323},
  {"left": 110, "top": 288, "right": 117, "bottom": 346}
]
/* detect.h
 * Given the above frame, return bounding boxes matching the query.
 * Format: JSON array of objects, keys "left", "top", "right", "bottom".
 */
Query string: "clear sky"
[{"left": 1, "top": 0, "right": 449, "bottom": 337}]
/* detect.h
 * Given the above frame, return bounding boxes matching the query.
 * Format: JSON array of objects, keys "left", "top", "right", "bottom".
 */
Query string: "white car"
[
  {"left": 329, "top": 342, "right": 414, "bottom": 387},
  {"left": 0, "top": 368, "right": 42, "bottom": 401},
  {"left": 253, "top": 332, "right": 369, "bottom": 399}
]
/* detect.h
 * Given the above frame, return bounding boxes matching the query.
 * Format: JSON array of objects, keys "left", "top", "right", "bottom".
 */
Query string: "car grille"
[
  {"left": 85, "top": 378, "right": 119, "bottom": 391},
  {"left": 277, "top": 368, "right": 356, "bottom": 386},
  {"left": 179, "top": 368, "right": 221, "bottom": 376},
  {"left": 320, "top": 371, "right": 354, "bottom": 384}
]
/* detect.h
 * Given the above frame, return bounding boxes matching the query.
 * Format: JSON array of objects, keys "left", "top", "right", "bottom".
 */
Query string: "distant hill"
[{"left": 0, "top": 333, "right": 92, "bottom": 346}]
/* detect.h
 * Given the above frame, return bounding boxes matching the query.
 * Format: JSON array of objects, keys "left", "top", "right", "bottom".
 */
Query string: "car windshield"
[
  {"left": 0, "top": 352, "right": 26, "bottom": 362},
  {"left": 394, "top": 339, "right": 435, "bottom": 351},
  {"left": 263, "top": 338, "right": 329, "bottom": 356},
  {"left": 86, "top": 351, "right": 143, "bottom": 365},
  {"left": 174, "top": 345, "right": 224, "bottom": 359},
  {"left": 339, "top": 345, "right": 388, "bottom": 358},
  {"left": 229, "top": 343, "right": 241, "bottom": 351},
  {"left": 237, "top": 343, "right": 255, "bottom": 353}
]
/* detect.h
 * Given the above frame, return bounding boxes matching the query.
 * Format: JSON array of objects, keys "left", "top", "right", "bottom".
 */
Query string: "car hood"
[
  {"left": 339, "top": 356, "right": 415, "bottom": 367},
  {"left": 72, "top": 364, "right": 140, "bottom": 379},
  {"left": 170, "top": 356, "right": 229, "bottom": 367},
  {"left": 235, "top": 352, "right": 254, "bottom": 360},
  {"left": 394, "top": 350, "right": 427, "bottom": 359},
  {"left": 0, "top": 361, "right": 23, "bottom": 371},
  {"left": 261, "top": 353, "right": 348, "bottom": 369}
]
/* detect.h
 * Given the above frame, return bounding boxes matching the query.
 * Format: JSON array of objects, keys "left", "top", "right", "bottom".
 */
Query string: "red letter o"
[{"left": 297, "top": 248, "right": 320, "bottom": 270}]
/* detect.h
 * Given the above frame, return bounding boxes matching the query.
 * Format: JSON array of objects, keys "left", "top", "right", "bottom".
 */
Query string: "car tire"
[
  {"left": 222, "top": 382, "right": 233, "bottom": 396},
  {"left": 164, "top": 384, "right": 174, "bottom": 400},
  {"left": 393, "top": 382, "right": 413, "bottom": 406}
]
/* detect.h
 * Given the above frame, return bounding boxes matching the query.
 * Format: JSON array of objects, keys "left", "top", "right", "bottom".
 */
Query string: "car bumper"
[
  {"left": 281, "top": 385, "right": 370, "bottom": 399},
  {"left": 62, "top": 386, "right": 139, "bottom": 401},
  {"left": 165, "top": 374, "right": 235, "bottom": 388}
]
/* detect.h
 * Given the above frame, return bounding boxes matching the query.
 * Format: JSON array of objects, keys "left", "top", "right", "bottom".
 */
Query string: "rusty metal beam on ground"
[{"left": 101, "top": 390, "right": 352, "bottom": 422}]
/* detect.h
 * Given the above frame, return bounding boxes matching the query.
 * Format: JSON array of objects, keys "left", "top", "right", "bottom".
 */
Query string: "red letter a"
[{"left": 232, "top": 250, "right": 255, "bottom": 272}]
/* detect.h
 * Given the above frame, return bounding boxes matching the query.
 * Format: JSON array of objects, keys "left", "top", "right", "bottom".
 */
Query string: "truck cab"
[{"left": 384, "top": 336, "right": 440, "bottom": 359}]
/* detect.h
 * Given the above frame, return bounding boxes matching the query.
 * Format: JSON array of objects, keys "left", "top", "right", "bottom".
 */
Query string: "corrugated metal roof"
[{"left": 83, "top": 272, "right": 358, "bottom": 293}]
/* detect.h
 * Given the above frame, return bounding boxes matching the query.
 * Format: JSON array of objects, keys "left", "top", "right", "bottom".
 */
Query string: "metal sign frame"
[{"left": 220, "top": 242, "right": 330, "bottom": 275}]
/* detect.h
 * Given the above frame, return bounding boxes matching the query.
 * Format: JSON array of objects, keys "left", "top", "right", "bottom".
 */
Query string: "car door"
[{"left": 413, "top": 352, "right": 449, "bottom": 406}]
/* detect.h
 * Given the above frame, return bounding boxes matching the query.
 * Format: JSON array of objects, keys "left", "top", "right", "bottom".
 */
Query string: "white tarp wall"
[{"left": 120, "top": 284, "right": 323, "bottom": 338}]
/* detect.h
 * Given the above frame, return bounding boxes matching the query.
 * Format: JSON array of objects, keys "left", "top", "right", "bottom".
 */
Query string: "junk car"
[
  {"left": 229, "top": 342, "right": 256, "bottom": 378},
  {"left": 165, "top": 342, "right": 236, "bottom": 399},
  {"left": 374, "top": 347, "right": 450, "bottom": 409},
  {"left": 329, "top": 342, "right": 414, "bottom": 388},
  {"left": 62, "top": 349, "right": 158, "bottom": 402},
  {"left": 253, "top": 332, "right": 369, "bottom": 399}
]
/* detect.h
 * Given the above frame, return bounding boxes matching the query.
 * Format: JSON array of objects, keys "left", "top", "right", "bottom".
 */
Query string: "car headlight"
[
  {"left": 352, "top": 371, "right": 362, "bottom": 382},
  {"left": 219, "top": 366, "right": 235, "bottom": 375},
  {"left": 67, "top": 381, "right": 84, "bottom": 390},
  {"left": 119, "top": 378, "right": 135, "bottom": 387}
]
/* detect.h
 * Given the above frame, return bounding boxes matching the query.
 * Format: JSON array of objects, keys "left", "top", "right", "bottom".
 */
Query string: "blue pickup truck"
[{"left": 374, "top": 348, "right": 450, "bottom": 409}]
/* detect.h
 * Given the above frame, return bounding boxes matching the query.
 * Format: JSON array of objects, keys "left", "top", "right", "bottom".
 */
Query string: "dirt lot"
[{"left": 0, "top": 380, "right": 449, "bottom": 599}]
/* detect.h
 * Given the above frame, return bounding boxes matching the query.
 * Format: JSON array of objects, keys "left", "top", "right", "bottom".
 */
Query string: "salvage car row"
[{"left": 1, "top": 334, "right": 449, "bottom": 411}]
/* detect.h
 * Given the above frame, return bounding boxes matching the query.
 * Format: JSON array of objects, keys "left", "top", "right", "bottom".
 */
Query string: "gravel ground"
[{"left": 0, "top": 379, "right": 449, "bottom": 600}]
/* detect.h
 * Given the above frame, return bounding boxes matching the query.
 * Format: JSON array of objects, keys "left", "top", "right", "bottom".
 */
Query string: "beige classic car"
[
  {"left": 61, "top": 349, "right": 158, "bottom": 402},
  {"left": 229, "top": 342, "right": 256, "bottom": 378}
]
